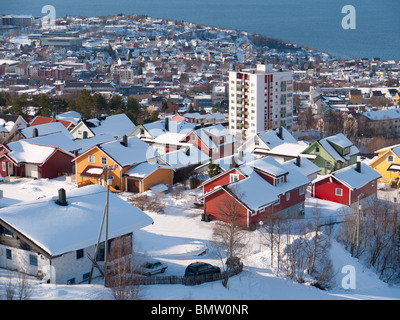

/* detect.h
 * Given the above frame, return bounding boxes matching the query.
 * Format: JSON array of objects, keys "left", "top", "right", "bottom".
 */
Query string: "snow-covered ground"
[{"left": 0, "top": 177, "right": 400, "bottom": 300}]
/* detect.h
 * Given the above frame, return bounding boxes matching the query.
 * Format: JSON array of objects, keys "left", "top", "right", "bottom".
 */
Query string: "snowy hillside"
[{"left": 0, "top": 177, "right": 400, "bottom": 300}]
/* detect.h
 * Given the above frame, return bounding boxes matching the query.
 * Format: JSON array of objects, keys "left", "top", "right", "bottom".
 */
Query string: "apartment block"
[{"left": 228, "top": 64, "right": 294, "bottom": 141}]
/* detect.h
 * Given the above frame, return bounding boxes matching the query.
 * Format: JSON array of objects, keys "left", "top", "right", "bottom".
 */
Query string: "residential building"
[
  {"left": 0, "top": 140, "right": 75, "bottom": 179},
  {"left": 301, "top": 133, "right": 360, "bottom": 175},
  {"left": 368, "top": 144, "right": 400, "bottom": 185},
  {"left": 74, "top": 135, "right": 173, "bottom": 193},
  {"left": 0, "top": 185, "right": 153, "bottom": 284},
  {"left": 312, "top": 162, "right": 381, "bottom": 206},
  {"left": 228, "top": 64, "right": 294, "bottom": 141},
  {"left": 199, "top": 156, "right": 310, "bottom": 228}
]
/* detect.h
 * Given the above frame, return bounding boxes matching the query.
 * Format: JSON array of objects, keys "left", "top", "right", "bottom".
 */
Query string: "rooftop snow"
[{"left": 0, "top": 184, "right": 153, "bottom": 256}]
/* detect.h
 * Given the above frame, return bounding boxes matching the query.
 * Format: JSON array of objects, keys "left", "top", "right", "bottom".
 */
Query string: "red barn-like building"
[
  {"left": 312, "top": 162, "right": 381, "bottom": 205},
  {"left": 0, "top": 141, "right": 74, "bottom": 179},
  {"left": 200, "top": 157, "right": 311, "bottom": 228}
]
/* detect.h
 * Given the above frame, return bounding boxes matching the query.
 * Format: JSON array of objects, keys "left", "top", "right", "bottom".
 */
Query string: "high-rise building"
[{"left": 228, "top": 64, "right": 294, "bottom": 141}]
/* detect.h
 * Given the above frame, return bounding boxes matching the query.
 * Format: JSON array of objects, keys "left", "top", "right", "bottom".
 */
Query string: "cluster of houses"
[{"left": 0, "top": 108, "right": 394, "bottom": 284}]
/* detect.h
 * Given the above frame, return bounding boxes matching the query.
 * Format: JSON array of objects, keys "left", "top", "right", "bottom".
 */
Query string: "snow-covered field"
[{"left": 0, "top": 177, "right": 400, "bottom": 300}]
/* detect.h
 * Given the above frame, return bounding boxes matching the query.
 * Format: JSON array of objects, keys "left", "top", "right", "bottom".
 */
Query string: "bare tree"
[
  {"left": 211, "top": 191, "right": 248, "bottom": 287},
  {"left": 3, "top": 271, "right": 32, "bottom": 300},
  {"left": 106, "top": 235, "right": 144, "bottom": 300}
]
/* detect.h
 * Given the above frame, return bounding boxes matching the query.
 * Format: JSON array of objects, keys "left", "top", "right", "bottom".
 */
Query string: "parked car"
[
  {"left": 140, "top": 261, "right": 168, "bottom": 276},
  {"left": 184, "top": 262, "right": 221, "bottom": 276}
]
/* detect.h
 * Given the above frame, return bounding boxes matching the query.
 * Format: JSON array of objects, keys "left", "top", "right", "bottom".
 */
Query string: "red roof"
[{"left": 30, "top": 116, "right": 74, "bottom": 130}]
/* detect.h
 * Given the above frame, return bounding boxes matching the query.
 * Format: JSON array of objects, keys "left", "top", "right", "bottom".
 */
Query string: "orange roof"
[{"left": 30, "top": 116, "right": 74, "bottom": 130}]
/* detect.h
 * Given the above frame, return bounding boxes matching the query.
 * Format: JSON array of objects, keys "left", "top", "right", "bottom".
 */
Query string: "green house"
[{"left": 301, "top": 133, "right": 360, "bottom": 175}]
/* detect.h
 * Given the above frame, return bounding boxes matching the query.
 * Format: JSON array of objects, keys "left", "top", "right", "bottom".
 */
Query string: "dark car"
[{"left": 184, "top": 262, "right": 221, "bottom": 276}]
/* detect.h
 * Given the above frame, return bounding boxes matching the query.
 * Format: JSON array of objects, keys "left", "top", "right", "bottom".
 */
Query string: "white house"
[{"left": 0, "top": 185, "right": 153, "bottom": 285}]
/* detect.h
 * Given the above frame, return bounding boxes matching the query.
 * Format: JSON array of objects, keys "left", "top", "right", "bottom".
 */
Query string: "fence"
[{"left": 128, "top": 264, "right": 243, "bottom": 286}]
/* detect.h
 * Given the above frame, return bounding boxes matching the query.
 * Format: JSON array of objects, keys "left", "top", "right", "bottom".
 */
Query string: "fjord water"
[{"left": 1, "top": 0, "right": 399, "bottom": 60}]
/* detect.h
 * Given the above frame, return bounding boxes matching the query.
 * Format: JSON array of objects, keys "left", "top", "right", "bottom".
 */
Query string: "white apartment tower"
[{"left": 228, "top": 64, "right": 294, "bottom": 141}]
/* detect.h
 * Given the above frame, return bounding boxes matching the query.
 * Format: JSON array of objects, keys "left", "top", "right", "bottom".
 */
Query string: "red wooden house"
[
  {"left": 200, "top": 156, "right": 310, "bottom": 228},
  {"left": 0, "top": 140, "right": 74, "bottom": 179},
  {"left": 181, "top": 124, "right": 235, "bottom": 160},
  {"left": 312, "top": 162, "right": 381, "bottom": 205}
]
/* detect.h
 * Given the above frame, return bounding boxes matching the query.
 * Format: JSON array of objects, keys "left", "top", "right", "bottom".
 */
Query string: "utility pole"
[
  {"left": 103, "top": 164, "right": 118, "bottom": 286},
  {"left": 88, "top": 164, "right": 118, "bottom": 286}
]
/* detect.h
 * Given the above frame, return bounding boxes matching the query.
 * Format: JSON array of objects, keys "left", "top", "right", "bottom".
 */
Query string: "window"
[
  {"left": 29, "top": 254, "right": 38, "bottom": 266},
  {"left": 335, "top": 188, "right": 343, "bottom": 196},
  {"left": 286, "top": 192, "right": 290, "bottom": 201},
  {"left": 230, "top": 174, "right": 240, "bottom": 183},
  {"left": 67, "top": 278, "right": 76, "bottom": 285},
  {"left": 6, "top": 249, "right": 11, "bottom": 260},
  {"left": 2, "top": 162, "right": 5, "bottom": 171},
  {"left": 387, "top": 155, "right": 395, "bottom": 163},
  {"left": 88, "top": 155, "right": 95, "bottom": 163},
  {"left": 325, "top": 161, "right": 332, "bottom": 169},
  {"left": 101, "top": 157, "right": 107, "bottom": 165},
  {"left": 76, "top": 249, "right": 84, "bottom": 260},
  {"left": 82, "top": 272, "right": 91, "bottom": 282},
  {"left": 315, "top": 146, "right": 320, "bottom": 153},
  {"left": 299, "top": 186, "right": 305, "bottom": 195}
]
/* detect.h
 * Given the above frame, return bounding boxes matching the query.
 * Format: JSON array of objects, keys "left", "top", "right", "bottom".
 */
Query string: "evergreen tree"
[{"left": 208, "top": 162, "right": 222, "bottom": 178}]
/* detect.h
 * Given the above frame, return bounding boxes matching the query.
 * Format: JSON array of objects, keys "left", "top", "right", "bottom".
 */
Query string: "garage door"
[
  {"left": 25, "top": 164, "right": 38, "bottom": 178},
  {"left": 127, "top": 179, "right": 140, "bottom": 193}
]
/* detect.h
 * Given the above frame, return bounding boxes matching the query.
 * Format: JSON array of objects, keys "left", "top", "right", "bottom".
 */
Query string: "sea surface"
[{"left": 1, "top": 0, "right": 399, "bottom": 60}]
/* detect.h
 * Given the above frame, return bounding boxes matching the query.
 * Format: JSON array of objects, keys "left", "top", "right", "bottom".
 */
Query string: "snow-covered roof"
[
  {"left": 361, "top": 109, "right": 400, "bottom": 121},
  {"left": 56, "top": 111, "right": 82, "bottom": 125},
  {"left": 73, "top": 134, "right": 116, "bottom": 155},
  {"left": 160, "top": 146, "right": 209, "bottom": 169},
  {"left": 331, "top": 162, "right": 381, "bottom": 190},
  {"left": 257, "top": 127, "right": 298, "bottom": 150},
  {"left": 318, "top": 134, "right": 359, "bottom": 162},
  {"left": 266, "top": 142, "right": 308, "bottom": 158},
  {"left": 24, "top": 132, "right": 79, "bottom": 153},
  {"left": 141, "top": 119, "right": 195, "bottom": 139},
  {"left": 0, "top": 185, "right": 153, "bottom": 256},
  {"left": 213, "top": 152, "right": 256, "bottom": 172},
  {"left": 89, "top": 114, "right": 136, "bottom": 138},
  {"left": 325, "top": 133, "right": 353, "bottom": 149},
  {"left": 99, "top": 136, "right": 158, "bottom": 167},
  {"left": 124, "top": 162, "right": 173, "bottom": 178},
  {"left": 227, "top": 160, "right": 310, "bottom": 211},
  {"left": 21, "top": 122, "right": 73, "bottom": 139},
  {"left": 281, "top": 157, "right": 321, "bottom": 180},
  {"left": 5, "top": 140, "right": 60, "bottom": 164},
  {"left": 248, "top": 156, "right": 289, "bottom": 177}
]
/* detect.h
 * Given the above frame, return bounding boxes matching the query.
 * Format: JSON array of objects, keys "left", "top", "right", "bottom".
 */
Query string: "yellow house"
[
  {"left": 368, "top": 144, "right": 400, "bottom": 184},
  {"left": 74, "top": 135, "right": 174, "bottom": 193}
]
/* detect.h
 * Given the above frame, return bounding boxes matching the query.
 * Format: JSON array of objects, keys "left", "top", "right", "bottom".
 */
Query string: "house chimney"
[
  {"left": 56, "top": 188, "right": 68, "bottom": 206},
  {"left": 356, "top": 161, "right": 362, "bottom": 173},
  {"left": 32, "top": 128, "right": 39, "bottom": 137},
  {"left": 239, "top": 151, "right": 244, "bottom": 161},
  {"left": 230, "top": 156, "right": 236, "bottom": 169},
  {"left": 121, "top": 134, "right": 128, "bottom": 147},
  {"left": 296, "top": 156, "right": 301, "bottom": 167},
  {"left": 165, "top": 118, "right": 169, "bottom": 131},
  {"left": 278, "top": 127, "right": 283, "bottom": 140}
]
